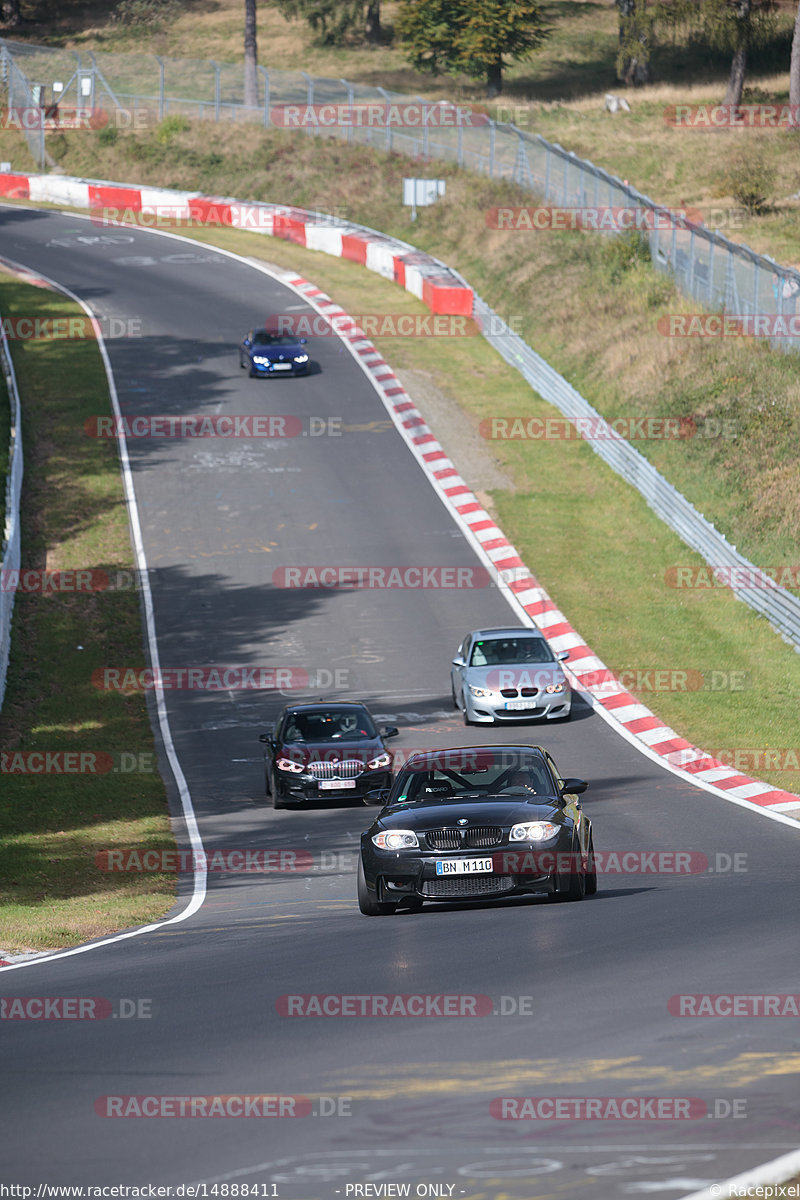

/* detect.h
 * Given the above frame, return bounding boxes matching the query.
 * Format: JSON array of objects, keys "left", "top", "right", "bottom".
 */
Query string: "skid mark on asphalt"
[{"left": 321, "top": 1054, "right": 800, "bottom": 1096}]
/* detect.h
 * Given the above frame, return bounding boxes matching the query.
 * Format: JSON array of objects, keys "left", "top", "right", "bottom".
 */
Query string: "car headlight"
[
  {"left": 372, "top": 830, "right": 419, "bottom": 850},
  {"left": 469, "top": 685, "right": 491, "bottom": 698},
  {"left": 509, "top": 822, "right": 560, "bottom": 842},
  {"left": 367, "top": 753, "right": 392, "bottom": 770},
  {"left": 545, "top": 681, "right": 567, "bottom": 694},
  {"left": 276, "top": 758, "right": 304, "bottom": 773},
  {"left": 252, "top": 355, "right": 269, "bottom": 365},
  {"left": 293, "top": 353, "right": 309, "bottom": 363}
]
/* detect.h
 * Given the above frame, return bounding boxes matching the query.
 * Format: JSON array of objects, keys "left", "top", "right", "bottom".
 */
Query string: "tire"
[
  {"left": 551, "top": 840, "right": 586, "bottom": 902},
  {"left": 357, "top": 858, "right": 396, "bottom": 916},
  {"left": 451, "top": 677, "right": 459, "bottom": 710},
  {"left": 462, "top": 690, "right": 473, "bottom": 726},
  {"left": 271, "top": 777, "right": 288, "bottom": 810},
  {"left": 585, "top": 833, "right": 598, "bottom": 895},
  {"left": 239, "top": 354, "right": 247, "bottom": 369}
]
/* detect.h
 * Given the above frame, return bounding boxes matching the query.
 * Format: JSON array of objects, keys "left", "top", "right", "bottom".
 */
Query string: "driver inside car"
[{"left": 501, "top": 768, "right": 541, "bottom": 794}]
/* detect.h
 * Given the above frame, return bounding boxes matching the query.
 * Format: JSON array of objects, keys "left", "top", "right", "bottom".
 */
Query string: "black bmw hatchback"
[
  {"left": 260, "top": 701, "right": 398, "bottom": 809},
  {"left": 358, "top": 745, "right": 596, "bottom": 914}
]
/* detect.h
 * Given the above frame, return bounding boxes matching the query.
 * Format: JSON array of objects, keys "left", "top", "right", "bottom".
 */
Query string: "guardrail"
[
  {"left": 0, "top": 315, "right": 23, "bottom": 711},
  {"left": 2, "top": 39, "right": 800, "bottom": 353}
]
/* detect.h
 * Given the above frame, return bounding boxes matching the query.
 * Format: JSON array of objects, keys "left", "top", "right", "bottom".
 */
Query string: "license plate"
[
  {"left": 436, "top": 858, "right": 493, "bottom": 875},
  {"left": 318, "top": 779, "right": 356, "bottom": 790},
  {"left": 271, "top": 363, "right": 292, "bottom": 370},
  {"left": 505, "top": 699, "right": 537, "bottom": 710}
]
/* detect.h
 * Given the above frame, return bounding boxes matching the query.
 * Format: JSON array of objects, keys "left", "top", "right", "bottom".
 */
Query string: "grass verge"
[{"left": 0, "top": 273, "right": 175, "bottom": 953}]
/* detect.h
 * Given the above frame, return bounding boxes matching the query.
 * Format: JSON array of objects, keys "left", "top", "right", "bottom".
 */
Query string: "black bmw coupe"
[{"left": 358, "top": 745, "right": 596, "bottom": 914}]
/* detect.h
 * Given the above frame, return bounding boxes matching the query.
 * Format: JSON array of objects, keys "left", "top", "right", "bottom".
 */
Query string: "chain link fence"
[
  {"left": 0, "top": 316, "right": 23, "bottom": 711},
  {"left": 2, "top": 37, "right": 799, "bottom": 350}
]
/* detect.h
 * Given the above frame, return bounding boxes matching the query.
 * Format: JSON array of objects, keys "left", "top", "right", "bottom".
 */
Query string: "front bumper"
[
  {"left": 276, "top": 769, "right": 392, "bottom": 802},
  {"left": 465, "top": 691, "right": 571, "bottom": 722},
  {"left": 362, "top": 840, "right": 581, "bottom": 901},
  {"left": 250, "top": 357, "right": 309, "bottom": 376}
]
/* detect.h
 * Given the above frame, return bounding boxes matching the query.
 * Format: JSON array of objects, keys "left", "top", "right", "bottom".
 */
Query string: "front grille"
[
  {"left": 500, "top": 688, "right": 518, "bottom": 698},
  {"left": 426, "top": 826, "right": 503, "bottom": 850},
  {"left": 305, "top": 759, "right": 363, "bottom": 780},
  {"left": 420, "top": 875, "right": 515, "bottom": 899},
  {"left": 520, "top": 687, "right": 539, "bottom": 697},
  {"left": 493, "top": 706, "right": 545, "bottom": 717}
]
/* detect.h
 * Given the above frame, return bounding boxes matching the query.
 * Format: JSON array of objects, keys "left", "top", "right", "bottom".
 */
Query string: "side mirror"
[
  {"left": 452, "top": 656, "right": 465, "bottom": 667},
  {"left": 363, "top": 788, "right": 391, "bottom": 806},
  {"left": 381, "top": 726, "right": 399, "bottom": 739},
  {"left": 300, "top": 337, "right": 307, "bottom": 345},
  {"left": 243, "top": 337, "right": 251, "bottom": 346},
  {"left": 560, "top": 778, "right": 587, "bottom": 796},
  {"left": 557, "top": 651, "right": 570, "bottom": 662},
  {"left": 258, "top": 730, "right": 274, "bottom": 745}
]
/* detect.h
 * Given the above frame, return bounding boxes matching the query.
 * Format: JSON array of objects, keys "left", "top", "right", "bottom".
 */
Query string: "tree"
[
  {"left": 271, "top": 0, "right": 383, "bottom": 46},
  {"left": 655, "top": 0, "right": 776, "bottom": 106},
  {"left": 1, "top": 0, "right": 22, "bottom": 25},
  {"left": 244, "top": 0, "right": 258, "bottom": 108},
  {"left": 616, "top": 0, "right": 653, "bottom": 85},
  {"left": 397, "top": 0, "right": 549, "bottom": 96},
  {"left": 790, "top": 0, "right": 800, "bottom": 114}
]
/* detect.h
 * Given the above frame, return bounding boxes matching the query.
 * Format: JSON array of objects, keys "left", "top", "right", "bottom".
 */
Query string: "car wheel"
[
  {"left": 357, "top": 858, "right": 397, "bottom": 916},
  {"left": 451, "top": 677, "right": 459, "bottom": 710},
  {"left": 249, "top": 365, "right": 258, "bottom": 378},
  {"left": 264, "top": 764, "right": 272, "bottom": 796},
  {"left": 462, "top": 690, "right": 473, "bottom": 726},
  {"left": 271, "top": 780, "right": 288, "bottom": 810},
  {"left": 585, "top": 833, "right": 598, "bottom": 895},
  {"left": 550, "top": 841, "right": 586, "bottom": 902},
  {"left": 239, "top": 354, "right": 247, "bottom": 369}
]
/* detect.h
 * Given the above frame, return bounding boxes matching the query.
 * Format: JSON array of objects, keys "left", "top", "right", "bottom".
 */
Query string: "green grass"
[{"left": 0, "top": 275, "right": 175, "bottom": 953}]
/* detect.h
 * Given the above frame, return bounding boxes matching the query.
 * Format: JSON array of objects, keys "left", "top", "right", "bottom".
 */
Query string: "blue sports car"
[{"left": 239, "top": 328, "right": 310, "bottom": 377}]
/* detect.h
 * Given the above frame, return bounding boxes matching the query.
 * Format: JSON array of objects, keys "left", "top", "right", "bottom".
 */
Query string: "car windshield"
[
  {"left": 282, "top": 709, "right": 376, "bottom": 742},
  {"left": 393, "top": 749, "right": 553, "bottom": 803},
  {"left": 252, "top": 332, "right": 299, "bottom": 346},
  {"left": 469, "top": 637, "right": 555, "bottom": 666}
]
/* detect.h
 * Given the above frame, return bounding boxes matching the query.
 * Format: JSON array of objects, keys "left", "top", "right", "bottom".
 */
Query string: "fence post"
[
  {"left": 488, "top": 119, "right": 495, "bottom": 177},
  {"left": 155, "top": 55, "right": 165, "bottom": 120},
  {"left": 544, "top": 142, "right": 551, "bottom": 198},
  {"left": 377, "top": 85, "right": 392, "bottom": 152},
  {"left": 258, "top": 66, "right": 270, "bottom": 127},
  {"left": 301, "top": 72, "right": 314, "bottom": 135},
  {"left": 211, "top": 60, "right": 221, "bottom": 121},
  {"left": 339, "top": 80, "right": 354, "bottom": 144}
]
